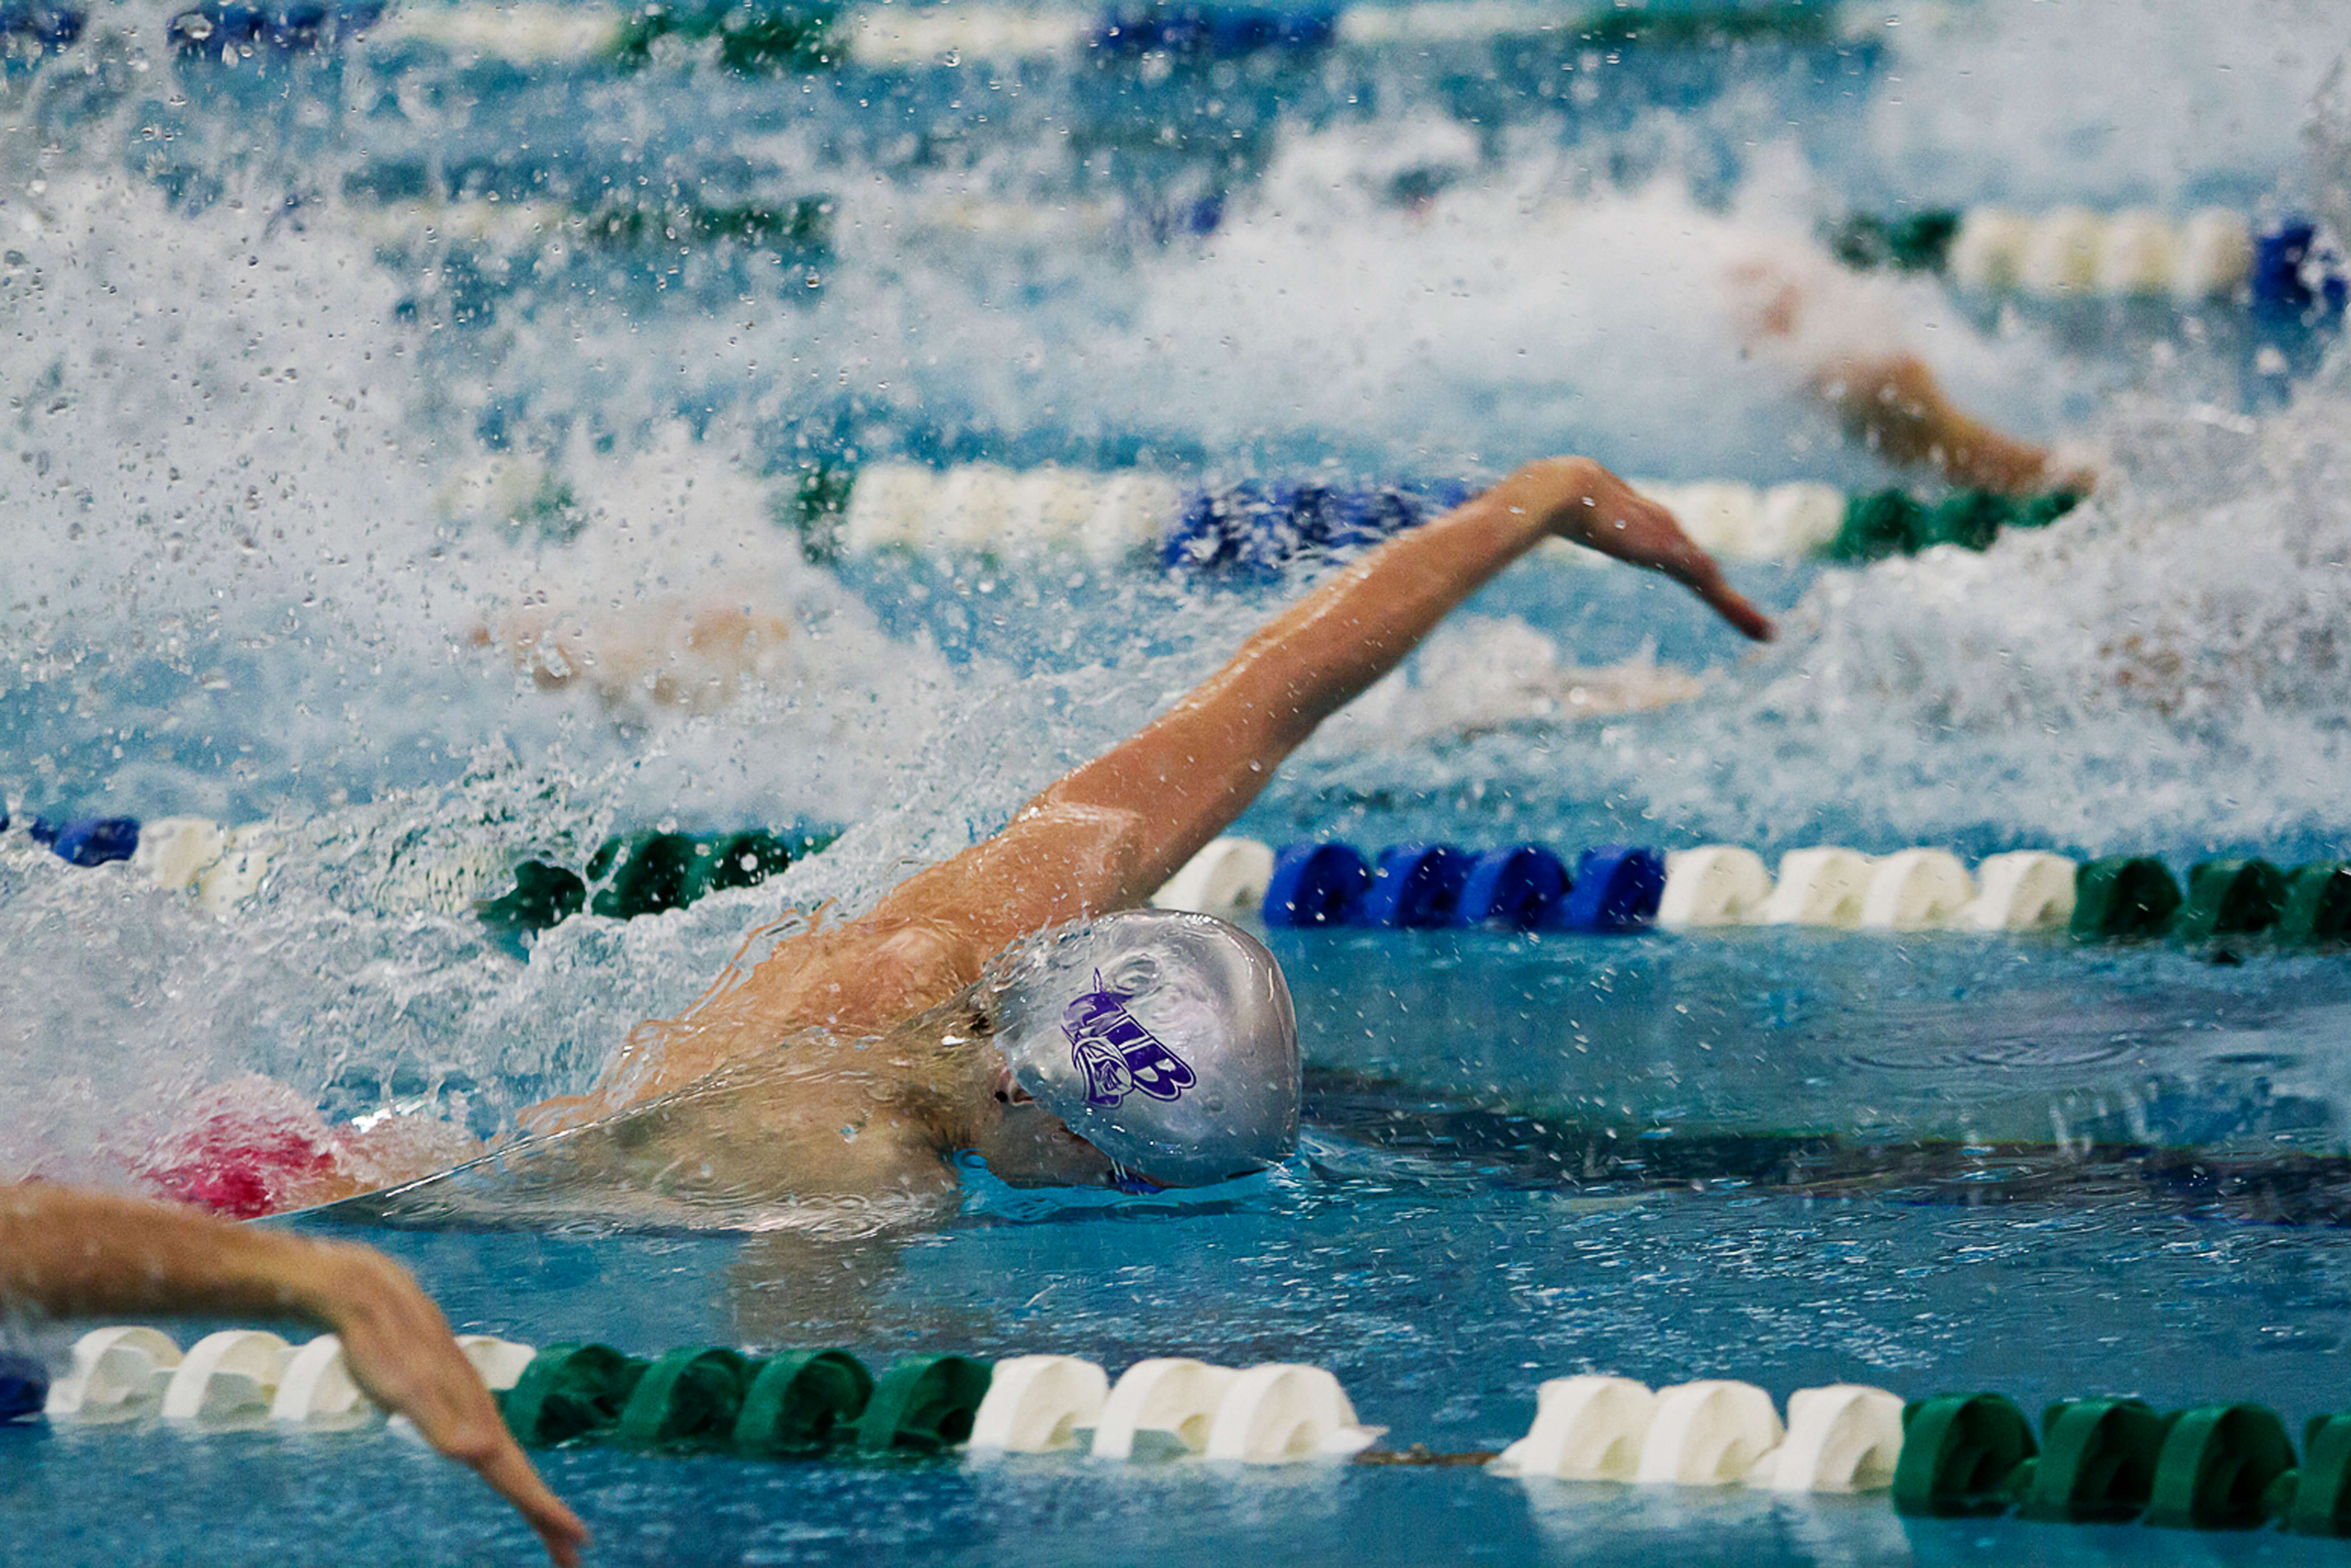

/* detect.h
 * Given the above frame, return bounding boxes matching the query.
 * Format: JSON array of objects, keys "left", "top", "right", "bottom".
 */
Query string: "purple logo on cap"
[{"left": 1065, "top": 973, "right": 1197, "bottom": 1109}]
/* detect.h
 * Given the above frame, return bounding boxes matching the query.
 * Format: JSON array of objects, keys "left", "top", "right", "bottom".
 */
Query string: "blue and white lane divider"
[
  {"left": 10, "top": 812, "right": 275, "bottom": 916},
  {"left": 149, "top": 0, "right": 1868, "bottom": 70},
  {"left": 1151, "top": 838, "right": 2082, "bottom": 934},
  {"left": 832, "top": 461, "right": 1851, "bottom": 565}
]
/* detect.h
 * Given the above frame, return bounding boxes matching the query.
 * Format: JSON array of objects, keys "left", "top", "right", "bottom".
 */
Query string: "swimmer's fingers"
[
  {"left": 312, "top": 1245, "right": 591, "bottom": 1568},
  {"left": 1660, "top": 549, "right": 1775, "bottom": 642},
  {"left": 471, "top": 1442, "right": 594, "bottom": 1568},
  {"left": 1556, "top": 472, "right": 1775, "bottom": 642}
]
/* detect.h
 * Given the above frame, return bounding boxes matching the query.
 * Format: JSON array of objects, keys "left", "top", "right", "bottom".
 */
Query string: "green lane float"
[
  {"left": 733, "top": 1350, "right": 875, "bottom": 1457},
  {"left": 1890, "top": 1392, "right": 2351, "bottom": 1539},
  {"left": 479, "top": 826, "right": 829, "bottom": 942},
  {"left": 2071, "top": 856, "right": 2185, "bottom": 939},
  {"left": 2146, "top": 1403, "right": 2298, "bottom": 1531},
  {"left": 855, "top": 1355, "right": 992, "bottom": 1453},
  {"left": 616, "top": 1346, "right": 758, "bottom": 1453},
  {"left": 499, "top": 1344, "right": 649, "bottom": 1448},
  {"left": 2283, "top": 863, "right": 2351, "bottom": 942},
  {"left": 2288, "top": 1415, "right": 2351, "bottom": 1536},
  {"left": 2013, "top": 1397, "right": 2165, "bottom": 1524},
  {"left": 1891, "top": 1393, "right": 2037, "bottom": 1518},
  {"left": 2176, "top": 859, "right": 2289, "bottom": 942},
  {"left": 1822, "top": 487, "right": 2081, "bottom": 564}
]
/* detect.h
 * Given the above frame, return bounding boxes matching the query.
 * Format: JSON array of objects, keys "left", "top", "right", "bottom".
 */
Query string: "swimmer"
[
  {"left": 0, "top": 1183, "right": 590, "bottom": 1567},
  {"left": 484, "top": 457, "right": 1770, "bottom": 1214}
]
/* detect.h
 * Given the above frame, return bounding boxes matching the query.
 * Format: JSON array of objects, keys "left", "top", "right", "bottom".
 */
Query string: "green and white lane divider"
[
  {"left": 40, "top": 1324, "right": 535, "bottom": 1427},
  {"left": 1830, "top": 206, "right": 2256, "bottom": 300},
  {"left": 1831, "top": 203, "right": 2351, "bottom": 329},
  {"left": 32, "top": 1326, "right": 2351, "bottom": 1536}
]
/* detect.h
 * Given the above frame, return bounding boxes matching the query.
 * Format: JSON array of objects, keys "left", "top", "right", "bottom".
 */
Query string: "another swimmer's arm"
[
  {"left": 881, "top": 458, "right": 1769, "bottom": 948},
  {"left": 0, "top": 1185, "right": 590, "bottom": 1568},
  {"left": 1813, "top": 353, "right": 2087, "bottom": 496}
]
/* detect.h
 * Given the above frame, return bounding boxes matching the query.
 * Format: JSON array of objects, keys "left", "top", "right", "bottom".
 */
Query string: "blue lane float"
[
  {"left": 1452, "top": 844, "right": 1572, "bottom": 930},
  {"left": 34, "top": 816, "right": 141, "bottom": 868},
  {"left": 0, "top": 0, "right": 81, "bottom": 51},
  {"left": 2250, "top": 220, "right": 2351, "bottom": 326},
  {"left": 1159, "top": 481, "right": 1463, "bottom": 583},
  {"left": 1558, "top": 846, "right": 1667, "bottom": 934},
  {"left": 0, "top": 1353, "right": 48, "bottom": 1422},
  {"left": 167, "top": 0, "right": 383, "bottom": 54},
  {"left": 1355, "top": 843, "right": 1470, "bottom": 929},
  {"left": 1088, "top": 4, "right": 1337, "bottom": 60},
  {"left": 1261, "top": 842, "right": 1371, "bottom": 928}
]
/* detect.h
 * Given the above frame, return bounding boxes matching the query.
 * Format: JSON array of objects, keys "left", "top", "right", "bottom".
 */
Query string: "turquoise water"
[
  {"left": 15, "top": 933, "right": 2351, "bottom": 1563},
  {"left": 7, "top": 0, "right": 2351, "bottom": 1560}
]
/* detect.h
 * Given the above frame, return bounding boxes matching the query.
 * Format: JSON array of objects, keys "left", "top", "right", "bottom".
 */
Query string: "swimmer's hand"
[
  {"left": 1496, "top": 458, "right": 1775, "bottom": 641},
  {"left": 0, "top": 1186, "right": 590, "bottom": 1567},
  {"left": 307, "top": 1242, "right": 592, "bottom": 1568}
]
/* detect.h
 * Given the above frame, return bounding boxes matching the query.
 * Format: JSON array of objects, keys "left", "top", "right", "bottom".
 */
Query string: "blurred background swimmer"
[
  {"left": 0, "top": 1183, "right": 590, "bottom": 1566},
  {"left": 458, "top": 163, "right": 2088, "bottom": 725}
]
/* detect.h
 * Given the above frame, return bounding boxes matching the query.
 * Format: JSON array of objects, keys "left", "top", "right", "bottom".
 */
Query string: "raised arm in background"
[{"left": 872, "top": 456, "right": 1772, "bottom": 960}]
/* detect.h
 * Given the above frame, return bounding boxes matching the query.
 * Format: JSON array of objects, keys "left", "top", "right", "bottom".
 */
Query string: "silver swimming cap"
[{"left": 987, "top": 909, "right": 1298, "bottom": 1187}]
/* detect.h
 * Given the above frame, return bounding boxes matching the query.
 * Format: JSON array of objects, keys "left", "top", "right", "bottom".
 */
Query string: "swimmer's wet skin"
[
  {"left": 509, "top": 457, "right": 1771, "bottom": 1211},
  {"left": 0, "top": 1184, "right": 590, "bottom": 1567}
]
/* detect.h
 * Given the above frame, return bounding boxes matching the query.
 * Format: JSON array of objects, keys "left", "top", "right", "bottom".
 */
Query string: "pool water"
[
  {"left": 15, "top": 932, "right": 2351, "bottom": 1564},
  {"left": 7, "top": 0, "right": 2351, "bottom": 1561}
]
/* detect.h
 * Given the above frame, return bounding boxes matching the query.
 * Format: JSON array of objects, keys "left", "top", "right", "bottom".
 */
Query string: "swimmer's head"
[{"left": 982, "top": 909, "right": 1298, "bottom": 1188}]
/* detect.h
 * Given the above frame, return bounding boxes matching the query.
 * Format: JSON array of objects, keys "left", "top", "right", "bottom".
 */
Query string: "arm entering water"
[
  {"left": 873, "top": 457, "right": 1772, "bottom": 957},
  {"left": 0, "top": 1184, "right": 591, "bottom": 1568}
]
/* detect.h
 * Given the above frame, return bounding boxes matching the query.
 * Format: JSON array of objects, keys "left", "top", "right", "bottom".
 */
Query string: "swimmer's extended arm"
[
  {"left": 0, "top": 1185, "right": 591, "bottom": 1568},
  {"left": 877, "top": 458, "right": 1770, "bottom": 953}
]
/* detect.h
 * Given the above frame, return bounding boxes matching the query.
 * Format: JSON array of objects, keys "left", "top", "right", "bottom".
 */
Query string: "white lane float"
[
  {"left": 270, "top": 1335, "right": 379, "bottom": 1428},
  {"left": 193, "top": 825, "right": 274, "bottom": 916},
  {"left": 1203, "top": 1364, "right": 1382, "bottom": 1464},
  {"left": 1655, "top": 846, "right": 1774, "bottom": 928},
  {"left": 1753, "top": 1384, "right": 1905, "bottom": 1493},
  {"left": 160, "top": 1330, "right": 293, "bottom": 1425},
  {"left": 1760, "top": 848, "right": 1876, "bottom": 928},
  {"left": 1490, "top": 1375, "right": 1657, "bottom": 1481},
  {"left": 131, "top": 818, "right": 229, "bottom": 894},
  {"left": 1750, "top": 483, "right": 1848, "bottom": 558},
  {"left": 1949, "top": 205, "right": 2251, "bottom": 299},
  {"left": 1152, "top": 836, "right": 1276, "bottom": 916},
  {"left": 1955, "top": 851, "right": 2078, "bottom": 931},
  {"left": 45, "top": 1327, "right": 183, "bottom": 1419},
  {"left": 457, "top": 1336, "right": 540, "bottom": 1393},
  {"left": 1633, "top": 1380, "right": 1785, "bottom": 1486},
  {"left": 1858, "top": 848, "right": 1976, "bottom": 931},
  {"left": 1088, "top": 1358, "right": 1239, "bottom": 1462},
  {"left": 967, "top": 1355, "right": 1109, "bottom": 1456}
]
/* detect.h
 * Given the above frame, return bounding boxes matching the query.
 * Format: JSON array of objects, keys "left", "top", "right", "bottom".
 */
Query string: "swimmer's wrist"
[{"left": 244, "top": 1232, "right": 384, "bottom": 1328}]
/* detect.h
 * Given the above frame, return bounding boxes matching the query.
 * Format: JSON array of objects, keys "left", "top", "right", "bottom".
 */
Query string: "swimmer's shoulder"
[{"left": 736, "top": 912, "right": 986, "bottom": 1035}]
